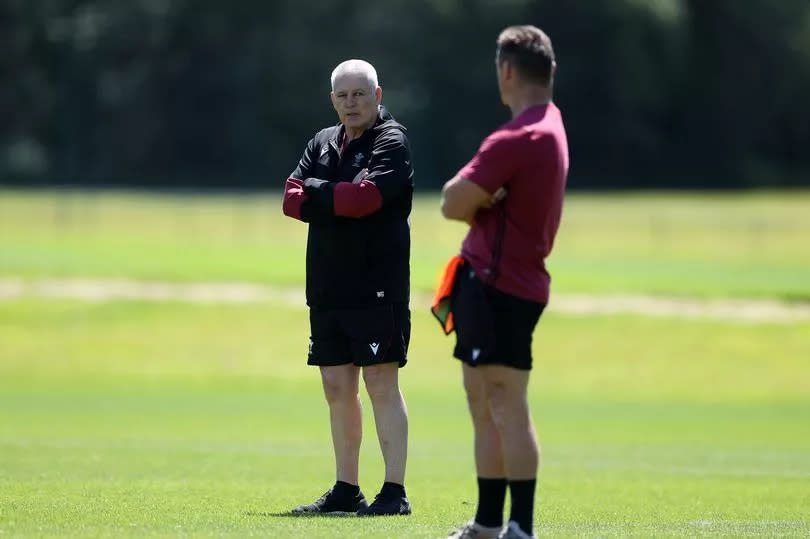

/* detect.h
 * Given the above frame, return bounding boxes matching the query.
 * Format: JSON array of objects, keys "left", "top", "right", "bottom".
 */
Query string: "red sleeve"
[
  {"left": 458, "top": 132, "right": 521, "bottom": 194},
  {"left": 282, "top": 177, "right": 308, "bottom": 221},
  {"left": 333, "top": 180, "right": 383, "bottom": 218}
]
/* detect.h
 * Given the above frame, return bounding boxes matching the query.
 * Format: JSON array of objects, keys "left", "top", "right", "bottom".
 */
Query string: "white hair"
[{"left": 330, "top": 59, "right": 379, "bottom": 92}]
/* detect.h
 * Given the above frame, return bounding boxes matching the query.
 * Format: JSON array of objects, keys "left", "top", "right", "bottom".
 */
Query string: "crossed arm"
[
  {"left": 282, "top": 170, "right": 383, "bottom": 222},
  {"left": 441, "top": 176, "right": 506, "bottom": 224},
  {"left": 441, "top": 130, "right": 514, "bottom": 224},
  {"left": 282, "top": 131, "right": 411, "bottom": 223}
]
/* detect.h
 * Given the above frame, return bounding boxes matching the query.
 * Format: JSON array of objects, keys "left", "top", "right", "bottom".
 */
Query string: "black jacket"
[{"left": 287, "top": 106, "right": 413, "bottom": 308}]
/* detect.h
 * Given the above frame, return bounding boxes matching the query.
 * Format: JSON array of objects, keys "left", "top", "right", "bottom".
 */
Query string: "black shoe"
[
  {"left": 290, "top": 485, "right": 368, "bottom": 515},
  {"left": 356, "top": 490, "right": 412, "bottom": 516}
]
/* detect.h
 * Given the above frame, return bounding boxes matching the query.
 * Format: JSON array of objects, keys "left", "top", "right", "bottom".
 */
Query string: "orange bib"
[{"left": 430, "top": 255, "right": 465, "bottom": 335}]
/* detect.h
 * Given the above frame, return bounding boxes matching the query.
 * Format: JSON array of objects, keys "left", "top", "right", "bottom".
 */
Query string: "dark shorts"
[
  {"left": 452, "top": 266, "right": 545, "bottom": 370},
  {"left": 308, "top": 302, "right": 410, "bottom": 368}
]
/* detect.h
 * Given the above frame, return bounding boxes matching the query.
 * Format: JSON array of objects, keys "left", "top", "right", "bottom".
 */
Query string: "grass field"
[
  {"left": 2, "top": 189, "right": 810, "bottom": 299},
  {"left": 1, "top": 190, "right": 809, "bottom": 537}
]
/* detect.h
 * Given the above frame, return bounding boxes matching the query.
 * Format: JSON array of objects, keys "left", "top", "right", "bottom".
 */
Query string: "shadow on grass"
[{"left": 245, "top": 511, "right": 357, "bottom": 518}]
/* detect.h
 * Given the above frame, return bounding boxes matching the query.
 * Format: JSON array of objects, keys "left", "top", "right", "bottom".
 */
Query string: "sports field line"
[{"left": 1, "top": 278, "right": 809, "bottom": 323}]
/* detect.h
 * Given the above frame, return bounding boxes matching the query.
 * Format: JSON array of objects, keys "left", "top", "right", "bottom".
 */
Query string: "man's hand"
[
  {"left": 490, "top": 186, "right": 508, "bottom": 205},
  {"left": 480, "top": 187, "right": 508, "bottom": 209},
  {"left": 352, "top": 168, "right": 369, "bottom": 184},
  {"left": 303, "top": 177, "right": 330, "bottom": 192}
]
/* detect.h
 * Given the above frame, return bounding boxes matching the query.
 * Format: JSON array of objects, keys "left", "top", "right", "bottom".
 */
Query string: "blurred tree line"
[{"left": 2, "top": 0, "right": 810, "bottom": 190}]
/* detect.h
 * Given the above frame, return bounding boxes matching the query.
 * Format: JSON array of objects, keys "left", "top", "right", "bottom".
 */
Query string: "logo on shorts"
[
  {"left": 471, "top": 348, "right": 481, "bottom": 361},
  {"left": 369, "top": 342, "right": 380, "bottom": 355},
  {"left": 308, "top": 338, "right": 313, "bottom": 355},
  {"left": 376, "top": 290, "right": 385, "bottom": 298}
]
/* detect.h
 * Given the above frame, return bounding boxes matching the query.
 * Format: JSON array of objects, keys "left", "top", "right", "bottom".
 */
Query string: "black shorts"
[
  {"left": 452, "top": 266, "right": 545, "bottom": 370},
  {"left": 308, "top": 302, "right": 410, "bottom": 368}
]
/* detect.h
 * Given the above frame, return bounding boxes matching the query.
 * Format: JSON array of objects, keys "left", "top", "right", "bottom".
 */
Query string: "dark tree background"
[{"left": 2, "top": 0, "right": 809, "bottom": 189}]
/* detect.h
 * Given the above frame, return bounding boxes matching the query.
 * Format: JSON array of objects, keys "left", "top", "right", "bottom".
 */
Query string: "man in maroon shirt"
[{"left": 441, "top": 26, "right": 569, "bottom": 539}]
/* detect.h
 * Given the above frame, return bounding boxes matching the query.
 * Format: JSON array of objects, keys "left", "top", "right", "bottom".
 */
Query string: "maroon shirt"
[{"left": 458, "top": 103, "right": 569, "bottom": 303}]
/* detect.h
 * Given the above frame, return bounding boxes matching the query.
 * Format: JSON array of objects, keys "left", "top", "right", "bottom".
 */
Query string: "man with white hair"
[{"left": 282, "top": 59, "right": 413, "bottom": 516}]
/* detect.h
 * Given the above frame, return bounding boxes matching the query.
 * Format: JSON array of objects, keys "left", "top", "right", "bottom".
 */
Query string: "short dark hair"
[{"left": 496, "top": 25, "right": 555, "bottom": 86}]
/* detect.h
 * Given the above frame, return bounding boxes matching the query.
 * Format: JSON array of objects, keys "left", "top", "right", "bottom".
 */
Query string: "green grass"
[
  {"left": 2, "top": 189, "right": 809, "bottom": 299},
  {"left": 1, "top": 189, "right": 809, "bottom": 536},
  {"left": 1, "top": 299, "right": 808, "bottom": 537}
]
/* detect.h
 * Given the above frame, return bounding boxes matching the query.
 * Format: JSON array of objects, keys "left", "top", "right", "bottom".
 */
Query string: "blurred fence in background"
[{"left": 3, "top": 0, "right": 810, "bottom": 190}]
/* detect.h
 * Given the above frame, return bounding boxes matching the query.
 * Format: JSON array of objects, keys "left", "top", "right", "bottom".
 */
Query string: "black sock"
[
  {"left": 508, "top": 479, "right": 536, "bottom": 534},
  {"left": 475, "top": 477, "right": 507, "bottom": 527},
  {"left": 381, "top": 481, "right": 406, "bottom": 497},
  {"left": 334, "top": 480, "right": 360, "bottom": 497}
]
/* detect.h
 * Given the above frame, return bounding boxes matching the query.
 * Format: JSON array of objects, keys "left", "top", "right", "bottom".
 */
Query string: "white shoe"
[
  {"left": 447, "top": 519, "right": 503, "bottom": 538},
  {"left": 497, "top": 521, "right": 536, "bottom": 539}
]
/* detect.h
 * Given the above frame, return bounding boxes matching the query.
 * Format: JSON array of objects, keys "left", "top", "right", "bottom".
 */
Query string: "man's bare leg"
[
  {"left": 479, "top": 364, "right": 539, "bottom": 536},
  {"left": 320, "top": 364, "right": 362, "bottom": 484},
  {"left": 363, "top": 363, "right": 408, "bottom": 484},
  {"left": 479, "top": 365, "right": 538, "bottom": 478},
  {"left": 463, "top": 364, "right": 506, "bottom": 477},
  {"left": 457, "top": 364, "right": 509, "bottom": 535}
]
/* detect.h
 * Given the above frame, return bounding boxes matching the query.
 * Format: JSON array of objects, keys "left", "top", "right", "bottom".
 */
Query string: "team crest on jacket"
[{"left": 352, "top": 153, "right": 365, "bottom": 167}]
